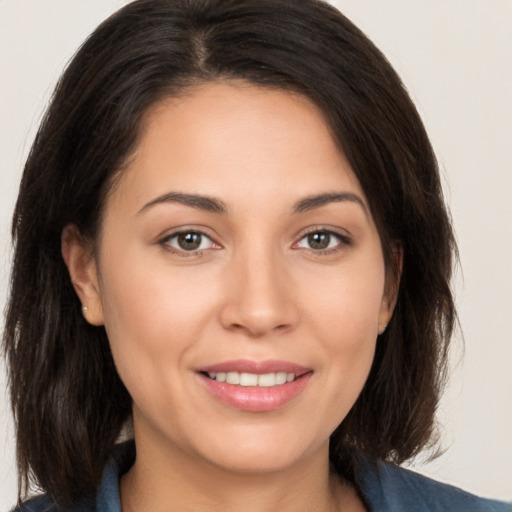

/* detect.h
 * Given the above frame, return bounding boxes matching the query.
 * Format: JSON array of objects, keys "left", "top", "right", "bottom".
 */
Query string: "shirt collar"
[{"left": 96, "top": 442, "right": 135, "bottom": 512}]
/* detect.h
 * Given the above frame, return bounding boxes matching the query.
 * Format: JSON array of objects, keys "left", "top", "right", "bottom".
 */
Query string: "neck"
[{"left": 120, "top": 433, "right": 362, "bottom": 512}]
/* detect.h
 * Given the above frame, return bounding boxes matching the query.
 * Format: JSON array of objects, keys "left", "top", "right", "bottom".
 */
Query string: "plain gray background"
[{"left": 1, "top": 0, "right": 511, "bottom": 506}]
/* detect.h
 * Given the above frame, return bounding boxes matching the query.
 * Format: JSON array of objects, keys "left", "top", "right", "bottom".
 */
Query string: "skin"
[{"left": 63, "top": 81, "right": 397, "bottom": 512}]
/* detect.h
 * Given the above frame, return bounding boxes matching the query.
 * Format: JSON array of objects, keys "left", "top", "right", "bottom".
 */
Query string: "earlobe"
[{"left": 61, "top": 224, "right": 104, "bottom": 326}]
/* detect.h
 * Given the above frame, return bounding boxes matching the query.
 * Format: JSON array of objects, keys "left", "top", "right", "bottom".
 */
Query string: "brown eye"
[
  {"left": 163, "top": 231, "right": 216, "bottom": 252},
  {"left": 296, "top": 230, "right": 348, "bottom": 251},
  {"left": 307, "top": 232, "right": 331, "bottom": 250},
  {"left": 177, "top": 232, "right": 203, "bottom": 250}
]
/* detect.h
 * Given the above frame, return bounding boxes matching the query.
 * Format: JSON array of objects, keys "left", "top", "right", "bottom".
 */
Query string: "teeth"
[
  {"left": 257, "top": 373, "right": 276, "bottom": 387},
  {"left": 226, "top": 372, "right": 240, "bottom": 385},
  {"left": 240, "top": 373, "right": 258, "bottom": 386},
  {"left": 276, "top": 372, "right": 287, "bottom": 385},
  {"left": 207, "top": 371, "right": 297, "bottom": 387}
]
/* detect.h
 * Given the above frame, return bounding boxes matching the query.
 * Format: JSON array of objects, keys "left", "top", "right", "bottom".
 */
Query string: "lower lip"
[{"left": 197, "top": 372, "right": 312, "bottom": 412}]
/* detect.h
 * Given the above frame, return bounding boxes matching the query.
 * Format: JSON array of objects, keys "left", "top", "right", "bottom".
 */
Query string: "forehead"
[{"left": 108, "top": 80, "right": 366, "bottom": 215}]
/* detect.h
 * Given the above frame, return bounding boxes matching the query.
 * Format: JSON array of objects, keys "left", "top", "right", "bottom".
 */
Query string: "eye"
[
  {"left": 162, "top": 231, "right": 217, "bottom": 252},
  {"left": 295, "top": 230, "right": 348, "bottom": 251}
]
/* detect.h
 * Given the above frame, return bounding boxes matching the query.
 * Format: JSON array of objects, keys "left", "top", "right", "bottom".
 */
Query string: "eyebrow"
[
  {"left": 137, "top": 191, "right": 367, "bottom": 216},
  {"left": 293, "top": 192, "right": 368, "bottom": 215},
  {"left": 138, "top": 192, "right": 228, "bottom": 215}
]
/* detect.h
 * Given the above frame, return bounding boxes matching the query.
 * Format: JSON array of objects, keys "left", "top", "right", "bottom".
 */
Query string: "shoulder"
[
  {"left": 12, "top": 495, "right": 55, "bottom": 512},
  {"left": 13, "top": 494, "right": 95, "bottom": 512},
  {"left": 356, "top": 458, "right": 511, "bottom": 512},
  {"left": 11, "top": 442, "right": 134, "bottom": 512}
]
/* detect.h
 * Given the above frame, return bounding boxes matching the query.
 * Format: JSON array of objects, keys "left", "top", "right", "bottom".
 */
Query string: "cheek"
[
  {"left": 97, "top": 246, "right": 226, "bottom": 384},
  {"left": 303, "top": 259, "right": 386, "bottom": 342},
  {"left": 299, "top": 255, "right": 385, "bottom": 407},
  {"left": 97, "top": 266, "right": 206, "bottom": 427}
]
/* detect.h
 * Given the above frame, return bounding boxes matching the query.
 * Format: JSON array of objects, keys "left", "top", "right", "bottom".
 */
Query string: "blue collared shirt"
[{"left": 17, "top": 442, "right": 511, "bottom": 512}]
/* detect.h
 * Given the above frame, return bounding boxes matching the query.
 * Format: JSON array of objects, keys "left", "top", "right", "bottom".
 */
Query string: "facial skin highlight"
[{"left": 63, "top": 81, "right": 396, "bottom": 511}]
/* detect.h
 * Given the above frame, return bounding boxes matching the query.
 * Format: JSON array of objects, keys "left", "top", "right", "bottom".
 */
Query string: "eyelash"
[
  {"left": 158, "top": 227, "right": 352, "bottom": 257},
  {"left": 293, "top": 228, "right": 352, "bottom": 255},
  {"left": 159, "top": 230, "right": 219, "bottom": 257}
]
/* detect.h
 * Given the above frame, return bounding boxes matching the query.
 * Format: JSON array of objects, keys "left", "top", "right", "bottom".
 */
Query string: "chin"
[
  {"left": 190, "top": 425, "right": 327, "bottom": 475},
  {"left": 205, "top": 448, "right": 307, "bottom": 475}
]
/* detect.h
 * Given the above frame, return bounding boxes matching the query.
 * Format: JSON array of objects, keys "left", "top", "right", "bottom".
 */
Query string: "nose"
[{"left": 219, "top": 246, "right": 299, "bottom": 338}]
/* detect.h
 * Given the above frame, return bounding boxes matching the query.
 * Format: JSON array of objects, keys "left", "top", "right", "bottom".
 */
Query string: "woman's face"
[{"left": 78, "top": 82, "right": 394, "bottom": 474}]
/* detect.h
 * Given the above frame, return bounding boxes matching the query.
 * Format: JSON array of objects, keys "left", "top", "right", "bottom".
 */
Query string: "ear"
[
  {"left": 378, "top": 244, "right": 403, "bottom": 335},
  {"left": 61, "top": 224, "right": 104, "bottom": 326}
]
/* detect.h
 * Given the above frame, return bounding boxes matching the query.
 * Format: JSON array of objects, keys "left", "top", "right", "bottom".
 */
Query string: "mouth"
[
  {"left": 196, "top": 360, "right": 313, "bottom": 412},
  {"left": 203, "top": 371, "right": 300, "bottom": 387}
]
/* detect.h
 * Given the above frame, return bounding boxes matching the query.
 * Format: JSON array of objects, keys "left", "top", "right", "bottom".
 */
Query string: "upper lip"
[{"left": 198, "top": 359, "right": 311, "bottom": 376}]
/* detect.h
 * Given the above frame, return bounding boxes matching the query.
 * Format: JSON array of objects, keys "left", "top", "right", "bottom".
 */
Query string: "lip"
[
  {"left": 199, "top": 359, "right": 310, "bottom": 375},
  {"left": 196, "top": 359, "right": 313, "bottom": 412}
]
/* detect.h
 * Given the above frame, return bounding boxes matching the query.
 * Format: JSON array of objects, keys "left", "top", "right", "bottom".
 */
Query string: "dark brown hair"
[{"left": 4, "top": 0, "right": 456, "bottom": 506}]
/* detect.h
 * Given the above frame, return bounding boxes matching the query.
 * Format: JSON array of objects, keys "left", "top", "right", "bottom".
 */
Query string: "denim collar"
[{"left": 94, "top": 441, "right": 510, "bottom": 512}]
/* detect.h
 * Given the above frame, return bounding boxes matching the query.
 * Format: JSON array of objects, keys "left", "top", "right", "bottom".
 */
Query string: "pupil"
[
  {"left": 178, "top": 232, "right": 202, "bottom": 250},
  {"left": 308, "top": 232, "right": 330, "bottom": 249}
]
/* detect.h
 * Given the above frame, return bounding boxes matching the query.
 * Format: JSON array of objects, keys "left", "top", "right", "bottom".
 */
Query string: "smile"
[
  {"left": 206, "top": 371, "right": 296, "bottom": 387},
  {"left": 197, "top": 360, "right": 313, "bottom": 412}
]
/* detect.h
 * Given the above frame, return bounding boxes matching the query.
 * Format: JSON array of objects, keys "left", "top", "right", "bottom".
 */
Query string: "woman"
[{"left": 3, "top": 0, "right": 509, "bottom": 511}]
